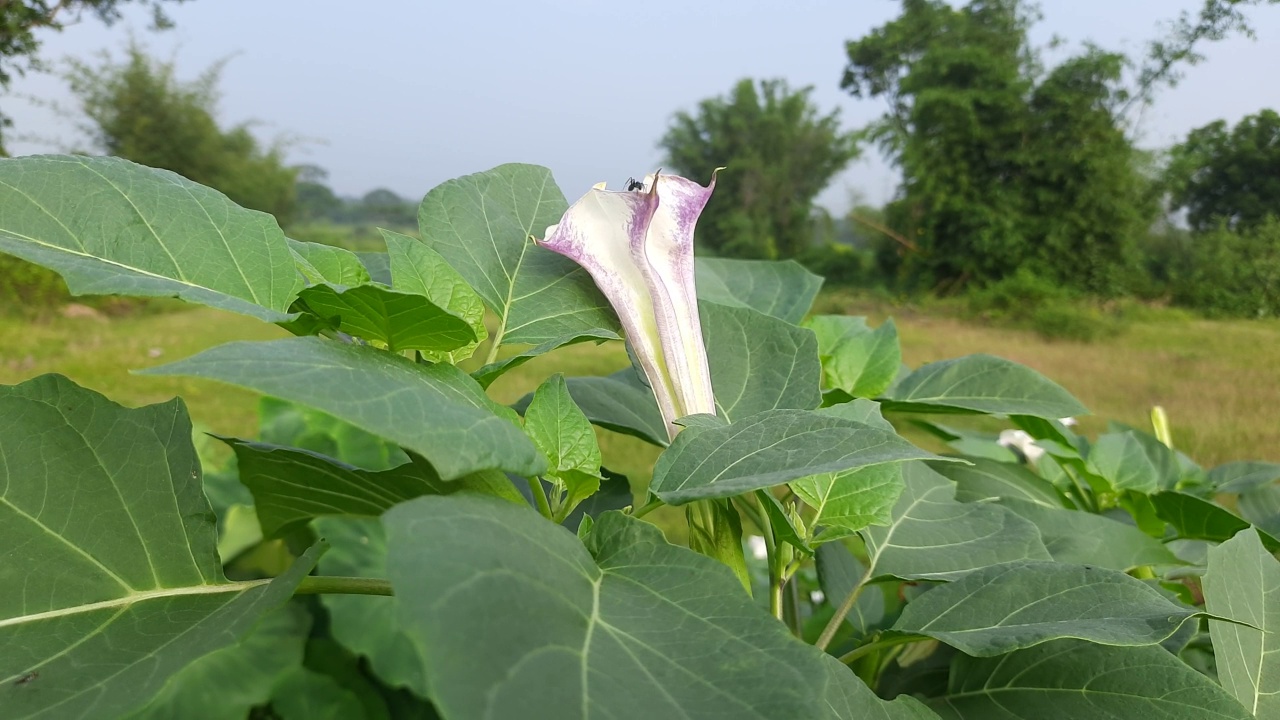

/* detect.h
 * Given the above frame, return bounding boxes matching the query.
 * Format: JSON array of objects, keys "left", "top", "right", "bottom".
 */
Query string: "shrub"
[{"left": 1174, "top": 216, "right": 1280, "bottom": 318}]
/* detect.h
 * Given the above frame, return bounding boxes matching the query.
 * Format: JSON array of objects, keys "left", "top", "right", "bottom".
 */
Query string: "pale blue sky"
[{"left": 7, "top": 0, "right": 1279, "bottom": 211}]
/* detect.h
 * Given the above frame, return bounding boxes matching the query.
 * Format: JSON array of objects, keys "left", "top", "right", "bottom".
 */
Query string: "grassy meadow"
[{"left": 3, "top": 295, "right": 1277, "bottom": 498}]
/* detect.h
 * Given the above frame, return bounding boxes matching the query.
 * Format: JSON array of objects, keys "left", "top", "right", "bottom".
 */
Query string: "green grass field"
[{"left": 3, "top": 296, "right": 1276, "bottom": 492}]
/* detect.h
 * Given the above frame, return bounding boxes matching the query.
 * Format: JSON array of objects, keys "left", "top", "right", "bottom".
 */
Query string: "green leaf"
[
  {"left": 418, "top": 163, "right": 619, "bottom": 345},
  {"left": 270, "top": 668, "right": 367, "bottom": 720},
  {"left": 927, "top": 456, "right": 1064, "bottom": 508},
  {"left": 650, "top": 409, "right": 938, "bottom": 504},
  {"left": 258, "top": 397, "right": 407, "bottom": 471},
  {"left": 0, "top": 375, "right": 320, "bottom": 719},
  {"left": 556, "top": 369, "right": 668, "bottom": 447},
  {"left": 1086, "top": 430, "right": 1180, "bottom": 494},
  {"left": 1151, "top": 491, "right": 1280, "bottom": 550},
  {"left": 893, "top": 561, "right": 1200, "bottom": 656},
  {"left": 384, "top": 495, "right": 834, "bottom": 719},
  {"left": 821, "top": 655, "right": 940, "bottom": 720},
  {"left": 756, "top": 490, "right": 812, "bottom": 554},
  {"left": 126, "top": 605, "right": 311, "bottom": 720},
  {"left": 930, "top": 640, "right": 1253, "bottom": 719},
  {"left": 143, "top": 337, "right": 546, "bottom": 480},
  {"left": 703, "top": 301, "right": 822, "bottom": 421},
  {"left": 471, "top": 329, "right": 618, "bottom": 389},
  {"left": 793, "top": 464, "right": 904, "bottom": 539},
  {"left": 1204, "top": 528, "right": 1280, "bottom": 717},
  {"left": 289, "top": 239, "right": 371, "bottom": 286},
  {"left": 998, "top": 498, "right": 1182, "bottom": 571},
  {"left": 1239, "top": 484, "right": 1280, "bottom": 538},
  {"left": 382, "top": 228, "right": 488, "bottom": 362},
  {"left": 523, "top": 374, "right": 602, "bottom": 477},
  {"left": 1211, "top": 461, "right": 1280, "bottom": 493},
  {"left": 861, "top": 463, "right": 1051, "bottom": 581},
  {"left": 0, "top": 155, "right": 302, "bottom": 320},
  {"left": 356, "top": 251, "right": 392, "bottom": 285},
  {"left": 222, "top": 438, "right": 521, "bottom": 538},
  {"left": 694, "top": 257, "right": 823, "bottom": 324},
  {"left": 806, "top": 316, "right": 902, "bottom": 399},
  {"left": 882, "top": 354, "right": 1088, "bottom": 418},
  {"left": 294, "top": 283, "right": 476, "bottom": 353},
  {"left": 314, "top": 517, "right": 426, "bottom": 695},
  {"left": 686, "top": 497, "right": 753, "bottom": 592},
  {"left": 823, "top": 398, "right": 896, "bottom": 430},
  {"left": 816, "top": 543, "right": 884, "bottom": 638}
]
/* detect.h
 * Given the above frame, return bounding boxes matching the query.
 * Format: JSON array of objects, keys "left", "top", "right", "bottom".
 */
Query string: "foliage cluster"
[{"left": 2, "top": 156, "right": 1280, "bottom": 719}]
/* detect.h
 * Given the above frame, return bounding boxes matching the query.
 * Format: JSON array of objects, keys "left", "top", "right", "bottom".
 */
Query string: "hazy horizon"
[{"left": 7, "top": 0, "right": 1279, "bottom": 213}]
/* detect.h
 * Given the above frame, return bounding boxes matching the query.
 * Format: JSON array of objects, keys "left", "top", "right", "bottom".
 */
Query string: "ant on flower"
[{"left": 625, "top": 177, "right": 645, "bottom": 191}]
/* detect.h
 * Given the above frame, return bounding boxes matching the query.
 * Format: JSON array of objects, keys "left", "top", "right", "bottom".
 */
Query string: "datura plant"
[{"left": 1, "top": 156, "right": 1279, "bottom": 720}]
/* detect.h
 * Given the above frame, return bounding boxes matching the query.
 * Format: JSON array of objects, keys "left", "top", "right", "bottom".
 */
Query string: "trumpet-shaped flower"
[{"left": 538, "top": 171, "right": 719, "bottom": 440}]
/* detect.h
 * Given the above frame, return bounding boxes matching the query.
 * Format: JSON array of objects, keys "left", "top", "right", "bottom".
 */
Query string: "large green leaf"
[
  {"left": 793, "top": 464, "right": 905, "bottom": 539},
  {"left": 270, "top": 667, "right": 367, "bottom": 720},
  {"left": 1204, "top": 528, "right": 1280, "bottom": 717},
  {"left": 0, "top": 155, "right": 302, "bottom": 320},
  {"left": 418, "top": 163, "right": 619, "bottom": 345},
  {"left": 523, "top": 374, "right": 604, "bottom": 512},
  {"left": 861, "top": 463, "right": 1050, "bottom": 581},
  {"left": 472, "top": 328, "right": 618, "bottom": 389},
  {"left": 806, "top": 316, "right": 902, "bottom": 399},
  {"left": 0, "top": 374, "right": 319, "bottom": 719},
  {"left": 927, "top": 456, "right": 1064, "bottom": 508},
  {"left": 882, "top": 354, "right": 1088, "bottom": 418},
  {"left": 294, "top": 283, "right": 476, "bottom": 353},
  {"left": 1087, "top": 430, "right": 1180, "bottom": 494},
  {"left": 382, "top": 229, "right": 488, "bottom": 362},
  {"left": 694, "top": 257, "right": 823, "bottom": 324},
  {"left": 893, "top": 561, "right": 1200, "bottom": 656},
  {"left": 820, "top": 655, "right": 939, "bottom": 720},
  {"left": 126, "top": 605, "right": 310, "bottom": 720},
  {"left": 314, "top": 517, "right": 426, "bottom": 696},
  {"left": 289, "top": 239, "right": 371, "bottom": 287},
  {"left": 703, "top": 301, "right": 822, "bottom": 421},
  {"left": 554, "top": 369, "right": 668, "bottom": 447},
  {"left": 998, "top": 498, "right": 1182, "bottom": 571},
  {"left": 143, "top": 337, "right": 546, "bottom": 480},
  {"left": 930, "top": 640, "right": 1252, "bottom": 719},
  {"left": 649, "top": 409, "right": 937, "bottom": 504},
  {"left": 384, "top": 495, "right": 837, "bottom": 719},
  {"left": 1151, "top": 491, "right": 1280, "bottom": 550},
  {"left": 221, "top": 439, "right": 520, "bottom": 538},
  {"left": 1210, "top": 462, "right": 1280, "bottom": 494},
  {"left": 1239, "top": 484, "right": 1280, "bottom": 538}
]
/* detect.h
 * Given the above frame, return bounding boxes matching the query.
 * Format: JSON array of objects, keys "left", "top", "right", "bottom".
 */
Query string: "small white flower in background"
[
  {"left": 746, "top": 535, "right": 768, "bottom": 561},
  {"left": 538, "top": 171, "right": 719, "bottom": 440},
  {"left": 810, "top": 590, "right": 826, "bottom": 604},
  {"left": 998, "top": 429, "right": 1045, "bottom": 464},
  {"left": 1059, "top": 417, "right": 1078, "bottom": 428}
]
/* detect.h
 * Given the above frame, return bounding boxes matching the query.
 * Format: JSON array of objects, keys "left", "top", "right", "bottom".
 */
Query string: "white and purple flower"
[{"left": 538, "top": 171, "right": 719, "bottom": 440}]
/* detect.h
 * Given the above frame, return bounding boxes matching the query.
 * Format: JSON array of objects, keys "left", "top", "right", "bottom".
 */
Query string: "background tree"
[
  {"left": 1165, "top": 108, "right": 1280, "bottom": 232},
  {"left": 0, "top": 0, "right": 186, "bottom": 154},
  {"left": 65, "top": 43, "right": 298, "bottom": 222},
  {"left": 659, "top": 78, "right": 858, "bottom": 259},
  {"left": 842, "top": 0, "right": 1275, "bottom": 294}
]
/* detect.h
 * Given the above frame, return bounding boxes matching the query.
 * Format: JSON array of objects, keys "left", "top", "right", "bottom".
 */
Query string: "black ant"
[{"left": 624, "top": 177, "right": 645, "bottom": 191}]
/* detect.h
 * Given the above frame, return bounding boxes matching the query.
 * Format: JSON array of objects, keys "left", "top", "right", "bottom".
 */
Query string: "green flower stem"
[
  {"left": 815, "top": 564, "right": 871, "bottom": 651},
  {"left": 528, "top": 476, "right": 554, "bottom": 520},
  {"left": 754, "top": 497, "right": 784, "bottom": 622},
  {"left": 294, "top": 576, "right": 393, "bottom": 597},
  {"left": 839, "top": 633, "right": 928, "bottom": 666}
]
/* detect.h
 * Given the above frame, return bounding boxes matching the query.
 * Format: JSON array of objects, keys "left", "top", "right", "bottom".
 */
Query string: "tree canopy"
[
  {"left": 65, "top": 43, "right": 298, "bottom": 222},
  {"left": 659, "top": 78, "right": 859, "bottom": 260},
  {"left": 1167, "top": 108, "right": 1280, "bottom": 233}
]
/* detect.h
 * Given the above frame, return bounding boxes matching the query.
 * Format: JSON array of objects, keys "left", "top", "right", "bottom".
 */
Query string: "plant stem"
[
  {"left": 528, "top": 476, "right": 554, "bottom": 520},
  {"left": 838, "top": 633, "right": 927, "bottom": 666},
  {"left": 815, "top": 565, "right": 871, "bottom": 651},
  {"left": 294, "top": 576, "right": 393, "bottom": 597},
  {"left": 483, "top": 319, "right": 507, "bottom": 366},
  {"left": 631, "top": 497, "right": 665, "bottom": 519},
  {"left": 757, "top": 499, "right": 784, "bottom": 622}
]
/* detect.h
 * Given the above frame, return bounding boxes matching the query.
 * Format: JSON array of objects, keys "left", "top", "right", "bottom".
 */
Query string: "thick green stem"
[
  {"left": 483, "top": 318, "right": 507, "bottom": 366},
  {"left": 528, "top": 476, "right": 554, "bottom": 520},
  {"left": 756, "top": 499, "right": 784, "bottom": 622},
  {"left": 294, "top": 576, "right": 393, "bottom": 597},
  {"left": 631, "top": 497, "right": 665, "bottom": 519},
  {"left": 815, "top": 565, "right": 870, "bottom": 651},
  {"left": 839, "top": 633, "right": 928, "bottom": 666}
]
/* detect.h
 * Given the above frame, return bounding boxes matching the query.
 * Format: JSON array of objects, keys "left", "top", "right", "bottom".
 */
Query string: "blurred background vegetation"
[{"left": 2, "top": 0, "right": 1280, "bottom": 463}]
